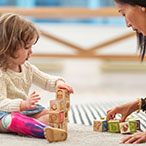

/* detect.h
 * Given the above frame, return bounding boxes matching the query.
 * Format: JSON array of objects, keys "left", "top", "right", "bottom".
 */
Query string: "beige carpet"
[{"left": 0, "top": 124, "right": 146, "bottom": 146}]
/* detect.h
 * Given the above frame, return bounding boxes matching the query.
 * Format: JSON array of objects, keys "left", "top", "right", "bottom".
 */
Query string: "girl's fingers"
[
  {"left": 57, "top": 85, "right": 74, "bottom": 94},
  {"left": 30, "top": 91, "right": 36, "bottom": 96},
  {"left": 31, "top": 94, "right": 40, "bottom": 98}
]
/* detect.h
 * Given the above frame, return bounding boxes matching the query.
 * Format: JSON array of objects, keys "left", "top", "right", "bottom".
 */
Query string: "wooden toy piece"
[
  {"left": 49, "top": 111, "right": 64, "bottom": 124},
  {"left": 56, "top": 89, "right": 70, "bottom": 100},
  {"left": 50, "top": 99, "right": 65, "bottom": 112},
  {"left": 93, "top": 120, "right": 108, "bottom": 132},
  {"left": 108, "top": 120, "right": 120, "bottom": 133},
  {"left": 120, "top": 121, "right": 137, "bottom": 134},
  {"left": 126, "top": 117, "right": 140, "bottom": 130}
]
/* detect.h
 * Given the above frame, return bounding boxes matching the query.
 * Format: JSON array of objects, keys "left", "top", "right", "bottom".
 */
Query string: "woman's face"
[{"left": 115, "top": 2, "right": 146, "bottom": 35}]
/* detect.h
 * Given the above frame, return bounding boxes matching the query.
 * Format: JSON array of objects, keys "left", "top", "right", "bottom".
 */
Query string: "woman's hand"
[
  {"left": 120, "top": 132, "right": 146, "bottom": 144},
  {"left": 20, "top": 91, "right": 40, "bottom": 111},
  {"left": 55, "top": 79, "right": 74, "bottom": 94},
  {"left": 106, "top": 100, "right": 139, "bottom": 122}
]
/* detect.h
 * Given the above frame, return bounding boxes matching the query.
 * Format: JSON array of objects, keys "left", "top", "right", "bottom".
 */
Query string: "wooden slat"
[
  {"left": 32, "top": 54, "right": 144, "bottom": 61},
  {"left": 0, "top": 7, "right": 120, "bottom": 19},
  {"left": 40, "top": 30, "right": 85, "bottom": 53},
  {"left": 87, "top": 32, "right": 136, "bottom": 52}
]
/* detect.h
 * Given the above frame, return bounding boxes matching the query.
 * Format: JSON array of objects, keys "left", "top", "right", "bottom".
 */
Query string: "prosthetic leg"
[{"left": 4, "top": 113, "right": 67, "bottom": 142}]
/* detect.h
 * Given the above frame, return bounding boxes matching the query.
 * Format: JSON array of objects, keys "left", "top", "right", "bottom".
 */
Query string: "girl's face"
[
  {"left": 9, "top": 37, "right": 37, "bottom": 66},
  {"left": 115, "top": 2, "right": 146, "bottom": 35}
]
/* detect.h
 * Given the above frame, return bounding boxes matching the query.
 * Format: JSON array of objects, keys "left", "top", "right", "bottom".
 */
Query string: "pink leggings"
[{"left": 3, "top": 113, "right": 50, "bottom": 138}]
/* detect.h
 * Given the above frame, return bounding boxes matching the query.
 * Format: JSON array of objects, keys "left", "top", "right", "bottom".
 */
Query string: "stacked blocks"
[
  {"left": 48, "top": 89, "right": 70, "bottom": 131},
  {"left": 93, "top": 117, "right": 139, "bottom": 134}
]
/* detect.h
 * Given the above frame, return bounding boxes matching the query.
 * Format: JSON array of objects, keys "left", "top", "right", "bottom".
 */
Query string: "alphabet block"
[
  {"left": 93, "top": 120, "right": 108, "bottom": 132},
  {"left": 49, "top": 111, "right": 64, "bottom": 124},
  {"left": 120, "top": 121, "right": 137, "bottom": 134},
  {"left": 108, "top": 120, "right": 120, "bottom": 133},
  {"left": 50, "top": 99, "right": 65, "bottom": 112},
  {"left": 56, "top": 89, "right": 70, "bottom": 100},
  {"left": 126, "top": 117, "right": 140, "bottom": 130}
]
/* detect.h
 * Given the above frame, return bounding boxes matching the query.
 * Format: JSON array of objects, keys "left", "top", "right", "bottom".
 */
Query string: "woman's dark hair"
[
  {"left": 115, "top": 0, "right": 146, "bottom": 61},
  {"left": 114, "top": 0, "right": 146, "bottom": 7},
  {"left": 137, "top": 32, "right": 146, "bottom": 61}
]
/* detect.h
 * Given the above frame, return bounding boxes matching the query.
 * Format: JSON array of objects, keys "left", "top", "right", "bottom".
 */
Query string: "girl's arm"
[{"left": 29, "top": 62, "right": 73, "bottom": 93}]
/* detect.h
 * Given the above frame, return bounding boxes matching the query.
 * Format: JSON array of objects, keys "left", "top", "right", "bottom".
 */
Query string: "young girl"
[
  {"left": 0, "top": 13, "right": 74, "bottom": 142},
  {"left": 106, "top": 0, "right": 146, "bottom": 144}
]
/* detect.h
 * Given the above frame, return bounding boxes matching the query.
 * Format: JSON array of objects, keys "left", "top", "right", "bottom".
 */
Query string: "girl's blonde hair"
[{"left": 0, "top": 13, "right": 39, "bottom": 70}]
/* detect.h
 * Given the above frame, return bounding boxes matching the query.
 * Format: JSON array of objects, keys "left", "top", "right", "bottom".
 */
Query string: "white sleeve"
[
  {"left": 30, "top": 63, "right": 64, "bottom": 92},
  {"left": 0, "top": 76, "right": 23, "bottom": 112}
]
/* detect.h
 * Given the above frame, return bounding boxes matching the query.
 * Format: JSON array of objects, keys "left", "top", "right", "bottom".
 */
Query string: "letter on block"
[
  {"left": 120, "top": 121, "right": 137, "bottom": 134},
  {"left": 49, "top": 111, "right": 64, "bottom": 123},
  {"left": 50, "top": 99, "right": 65, "bottom": 112},
  {"left": 93, "top": 120, "right": 108, "bottom": 132},
  {"left": 108, "top": 120, "right": 120, "bottom": 133}
]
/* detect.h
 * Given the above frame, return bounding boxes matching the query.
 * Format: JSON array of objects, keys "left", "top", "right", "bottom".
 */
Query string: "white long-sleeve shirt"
[{"left": 0, "top": 61, "right": 63, "bottom": 112}]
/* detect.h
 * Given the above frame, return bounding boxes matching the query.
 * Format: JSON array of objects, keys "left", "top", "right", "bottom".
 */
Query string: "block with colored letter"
[
  {"left": 108, "top": 120, "right": 120, "bottom": 133},
  {"left": 126, "top": 117, "right": 140, "bottom": 130},
  {"left": 49, "top": 111, "right": 64, "bottom": 124},
  {"left": 50, "top": 99, "right": 65, "bottom": 112},
  {"left": 93, "top": 119, "right": 108, "bottom": 132},
  {"left": 120, "top": 121, "right": 137, "bottom": 134}
]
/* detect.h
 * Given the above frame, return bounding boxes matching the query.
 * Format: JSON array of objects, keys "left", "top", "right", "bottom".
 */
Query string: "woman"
[{"left": 106, "top": 0, "right": 146, "bottom": 144}]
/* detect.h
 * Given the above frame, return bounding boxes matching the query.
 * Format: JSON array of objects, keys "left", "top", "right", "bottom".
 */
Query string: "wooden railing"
[{"left": 0, "top": 7, "right": 141, "bottom": 61}]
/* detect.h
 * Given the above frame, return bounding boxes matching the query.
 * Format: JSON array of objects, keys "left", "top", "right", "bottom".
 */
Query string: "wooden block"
[
  {"left": 120, "top": 121, "right": 137, "bottom": 134},
  {"left": 93, "top": 120, "right": 108, "bottom": 132},
  {"left": 126, "top": 117, "right": 140, "bottom": 130},
  {"left": 49, "top": 111, "right": 64, "bottom": 123},
  {"left": 56, "top": 89, "right": 70, "bottom": 100},
  {"left": 108, "top": 120, "right": 120, "bottom": 133},
  {"left": 50, "top": 99, "right": 65, "bottom": 112}
]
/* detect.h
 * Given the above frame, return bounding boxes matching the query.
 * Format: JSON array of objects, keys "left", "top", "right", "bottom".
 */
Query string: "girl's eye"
[{"left": 25, "top": 46, "right": 30, "bottom": 50}]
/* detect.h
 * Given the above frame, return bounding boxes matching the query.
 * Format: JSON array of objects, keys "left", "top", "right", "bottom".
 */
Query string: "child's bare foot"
[{"left": 44, "top": 127, "right": 67, "bottom": 142}]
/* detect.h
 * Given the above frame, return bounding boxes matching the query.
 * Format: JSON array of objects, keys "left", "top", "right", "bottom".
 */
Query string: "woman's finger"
[{"left": 120, "top": 135, "right": 135, "bottom": 144}]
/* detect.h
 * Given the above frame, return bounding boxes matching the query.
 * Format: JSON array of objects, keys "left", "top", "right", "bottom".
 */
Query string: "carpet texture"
[{"left": 0, "top": 124, "right": 146, "bottom": 146}]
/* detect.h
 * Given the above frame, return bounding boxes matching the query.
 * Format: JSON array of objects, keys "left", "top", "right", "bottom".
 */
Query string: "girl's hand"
[
  {"left": 120, "top": 132, "right": 146, "bottom": 144},
  {"left": 20, "top": 91, "right": 41, "bottom": 111},
  {"left": 55, "top": 79, "right": 74, "bottom": 94},
  {"left": 106, "top": 100, "right": 139, "bottom": 122}
]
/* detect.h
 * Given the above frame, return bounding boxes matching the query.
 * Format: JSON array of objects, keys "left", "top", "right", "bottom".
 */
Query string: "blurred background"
[{"left": 1, "top": 0, "right": 146, "bottom": 125}]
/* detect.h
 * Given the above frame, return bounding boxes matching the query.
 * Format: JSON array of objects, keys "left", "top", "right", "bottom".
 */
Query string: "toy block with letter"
[
  {"left": 108, "top": 120, "right": 120, "bottom": 133},
  {"left": 49, "top": 111, "right": 64, "bottom": 124},
  {"left": 120, "top": 121, "right": 137, "bottom": 134},
  {"left": 56, "top": 89, "right": 70, "bottom": 100},
  {"left": 50, "top": 99, "right": 65, "bottom": 112},
  {"left": 126, "top": 117, "right": 140, "bottom": 130},
  {"left": 93, "top": 118, "right": 108, "bottom": 132}
]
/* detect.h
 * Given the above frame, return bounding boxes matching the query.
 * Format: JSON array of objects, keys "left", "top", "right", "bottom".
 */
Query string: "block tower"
[{"left": 48, "top": 89, "right": 70, "bottom": 131}]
